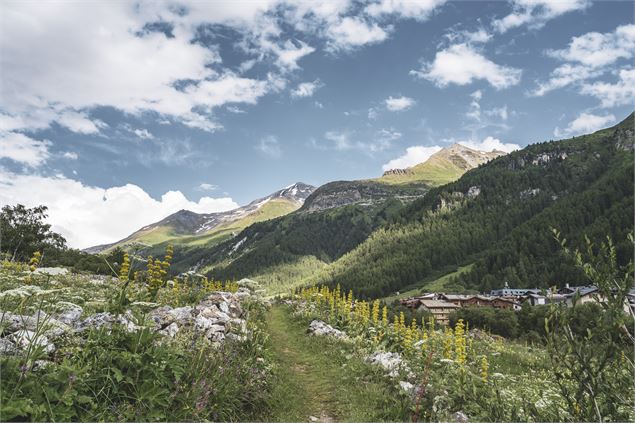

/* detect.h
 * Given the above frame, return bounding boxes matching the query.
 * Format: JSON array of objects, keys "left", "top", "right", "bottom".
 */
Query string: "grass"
[
  {"left": 250, "top": 256, "right": 328, "bottom": 296},
  {"left": 105, "top": 198, "right": 300, "bottom": 252},
  {"left": 263, "top": 306, "right": 409, "bottom": 422},
  {"left": 383, "top": 263, "right": 475, "bottom": 303},
  {"left": 377, "top": 155, "right": 465, "bottom": 186}
]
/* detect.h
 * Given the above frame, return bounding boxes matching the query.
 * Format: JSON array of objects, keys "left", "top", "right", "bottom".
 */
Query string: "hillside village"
[{"left": 401, "top": 283, "right": 635, "bottom": 325}]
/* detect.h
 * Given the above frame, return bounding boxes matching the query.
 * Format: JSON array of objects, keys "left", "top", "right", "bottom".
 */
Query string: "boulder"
[
  {"left": 11, "top": 330, "right": 55, "bottom": 354},
  {"left": 53, "top": 302, "right": 83, "bottom": 325},
  {"left": 0, "top": 338, "right": 18, "bottom": 355},
  {"left": 158, "top": 322, "right": 179, "bottom": 338},
  {"left": 76, "top": 312, "right": 115, "bottom": 332},
  {"left": 33, "top": 267, "right": 69, "bottom": 276},
  {"left": 367, "top": 351, "right": 409, "bottom": 378},
  {"left": 308, "top": 320, "right": 348, "bottom": 340}
]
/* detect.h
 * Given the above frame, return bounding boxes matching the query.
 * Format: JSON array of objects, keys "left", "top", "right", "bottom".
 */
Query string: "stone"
[
  {"left": 0, "top": 338, "right": 18, "bottom": 355},
  {"left": 308, "top": 320, "right": 348, "bottom": 340},
  {"left": 367, "top": 351, "right": 409, "bottom": 378},
  {"left": 158, "top": 322, "right": 179, "bottom": 338},
  {"left": 11, "top": 330, "right": 55, "bottom": 354},
  {"left": 53, "top": 302, "right": 83, "bottom": 325},
  {"left": 168, "top": 306, "right": 193, "bottom": 324},
  {"left": 309, "top": 416, "right": 319, "bottom": 422},
  {"left": 455, "top": 411, "right": 469, "bottom": 423},
  {"left": 33, "top": 267, "right": 69, "bottom": 276},
  {"left": 77, "top": 312, "right": 115, "bottom": 332}
]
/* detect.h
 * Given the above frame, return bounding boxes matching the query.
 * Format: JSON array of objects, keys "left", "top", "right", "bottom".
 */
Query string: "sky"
[{"left": 1, "top": 0, "right": 633, "bottom": 249}]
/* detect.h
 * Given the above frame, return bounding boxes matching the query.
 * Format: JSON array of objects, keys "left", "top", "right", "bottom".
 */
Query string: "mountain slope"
[
  {"left": 379, "top": 144, "right": 505, "bottom": 186},
  {"left": 86, "top": 182, "right": 315, "bottom": 253},
  {"left": 200, "top": 145, "right": 507, "bottom": 287},
  {"left": 311, "top": 113, "right": 634, "bottom": 298}
]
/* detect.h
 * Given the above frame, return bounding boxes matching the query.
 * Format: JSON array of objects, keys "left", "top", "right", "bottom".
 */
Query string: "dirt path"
[{"left": 264, "top": 306, "right": 407, "bottom": 422}]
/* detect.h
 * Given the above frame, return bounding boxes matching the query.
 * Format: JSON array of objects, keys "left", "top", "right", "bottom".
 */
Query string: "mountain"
[
  {"left": 379, "top": 143, "right": 506, "bottom": 186},
  {"left": 196, "top": 145, "right": 509, "bottom": 290},
  {"left": 310, "top": 113, "right": 634, "bottom": 298},
  {"left": 85, "top": 182, "right": 315, "bottom": 253},
  {"left": 202, "top": 113, "right": 633, "bottom": 297}
]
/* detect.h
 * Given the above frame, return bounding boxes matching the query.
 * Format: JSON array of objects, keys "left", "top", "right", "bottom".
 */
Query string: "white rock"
[
  {"left": 33, "top": 267, "right": 69, "bottom": 276},
  {"left": 11, "top": 330, "right": 55, "bottom": 354},
  {"left": 0, "top": 338, "right": 18, "bottom": 355},
  {"left": 308, "top": 320, "right": 348, "bottom": 340},
  {"left": 54, "top": 302, "right": 83, "bottom": 325},
  {"left": 159, "top": 322, "right": 180, "bottom": 338}
]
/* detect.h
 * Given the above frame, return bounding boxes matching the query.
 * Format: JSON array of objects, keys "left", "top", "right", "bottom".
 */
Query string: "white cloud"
[
  {"left": 547, "top": 24, "right": 635, "bottom": 68},
  {"left": 256, "top": 135, "right": 282, "bottom": 158},
  {"left": 291, "top": 80, "right": 323, "bottom": 98},
  {"left": 327, "top": 17, "right": 388, "bottom": 50},
  {"left": 57, "top": 111, "right": 106, "bottom": 134},
  {"left": 554, "top": 112, "right": 615, "bottom": 137},
  {"left": 580, "top": 68, "right": 635, "bottom": 108},
  {"left": 385, "top": 96, "right": 416, "bottom": 111},
  {"left": 324, "top": 131, "right": 353, "bottom": 150},
  {"left": 458, "top": 136, "right": 520, "bottom": 153},
  {"left": 226, "top": 106, "right": 246, "bottom": 114},
  {"left": 382, "top": 145, "right": 442, "bottom": 171},
  {"left": 366, "top": 0, "right": 446, "bottom": 20},
  {"left": 197, "top": 183, "right": 219, "bottom": 191},
  {"left": 412, "top": 44, "right": 522, "bottom": 89},
  {"left": 0, "top": 170, "right": 238, "bottom": 249},
  {"left": 133, "top": 128, "right": 154, "bottom": 139},
  {"left": 0, "top": 132, "right": 51, "bottom": 167},
  {"left": 493, "top": 0, "right": 590, "bottom": 33},
  {"left": 0, "top": 2, "right": 278, "bottom": 133},
  {"left": 63, "top": 152, "right": 79, "bottom": 160},
  {"left": 367, "top": 108, "right": 379, "bottom": 120},
  {"left": 532, "top": 64, "right": 603, "bottom": 96},
  {"left": 447, "top": 28, "right": 492, "bottom": 44}
]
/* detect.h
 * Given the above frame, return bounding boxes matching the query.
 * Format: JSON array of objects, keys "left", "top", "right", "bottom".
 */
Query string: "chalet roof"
[{"left": 418, "top": 299, "right": 461, "bottom": 309}]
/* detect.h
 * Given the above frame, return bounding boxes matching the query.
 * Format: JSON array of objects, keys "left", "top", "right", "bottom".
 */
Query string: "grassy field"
[
  {"left": 383, "top": 263, "right": 475, "bottom": 303},
  {"left": 377, "top": 155, "right": 465, "bottom": 186},
  {"left": 264, "top": 306, "right": 409, "bottom": 422}
]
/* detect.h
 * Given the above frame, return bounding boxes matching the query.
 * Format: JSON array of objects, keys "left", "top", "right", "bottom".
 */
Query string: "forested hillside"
[{"left": 312, "top": 114, "right": 634, "bottom": 298}]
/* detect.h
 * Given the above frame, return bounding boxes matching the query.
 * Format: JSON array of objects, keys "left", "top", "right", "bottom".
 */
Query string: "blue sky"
[{"left": 1, "top": 0, "right": 633, "bottom": 248}]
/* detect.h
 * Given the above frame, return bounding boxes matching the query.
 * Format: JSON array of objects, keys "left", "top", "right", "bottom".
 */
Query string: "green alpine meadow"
[{"left": 1, "top": 1, "right": 634, "bottom": 422}]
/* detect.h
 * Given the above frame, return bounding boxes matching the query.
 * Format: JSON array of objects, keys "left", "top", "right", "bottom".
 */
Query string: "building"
[
  {"left": 490, "top": 281, "right": 541, "bottom": 297},
  {"left": 401, "top": 298, "right": 460, "bottom": 325}
]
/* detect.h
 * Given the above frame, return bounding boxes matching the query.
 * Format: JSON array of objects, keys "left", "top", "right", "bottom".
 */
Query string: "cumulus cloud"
[
  {"left": 385, "top": 96, "right": 416, "bottom": 111},
  {"left": 546, "top": 24, "right": 635, "bottom": 68},
  {"left": 458, "top": 136, "right": 520, "bottom": 153},
  {"left": 327, "top": 17, "right": 389, "bottom": 50},
  {"left": 411, "top": 44, "right": 521, "bottom": 89},
  {"left": 580, "top": 68, "right": 635, "bottom": 108},
  {"left": 0, "top": 2, "right": 278, "bottom": 134},
  {"left": 63, "top": 152, "right": 79, "bottom": 160},
  {"left": 493, "top": 0, "right": 590, "bottom": 33},
  {"left": 554, "top": 112, "right": 615, "bottom": 137},
  {"left": 365, "top": 0, "right": 447, "bottom": 20},
  {"left": 0, "top": 132, "right": 51, "bottom": 167},
  {"left": 532, "top": 24, "right": 635, "bottom": 102},
  {"left": 256, "top": 135, "right": 282, "bottom": 158},
  {"left": 382, "top": 146, "right": 442, "bottom": 171},
  {"left": 291, "top": 80, "right": 323, "bottom": 98},
  {"left": 197, "top": 183, "right": 219, "bottom": 191},
  {"left": 0, "top": 170, "right": 238, "bottom": 249}
]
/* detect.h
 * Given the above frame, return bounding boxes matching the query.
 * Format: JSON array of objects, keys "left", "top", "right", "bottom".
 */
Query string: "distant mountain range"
[
  {"left": 87, "top": 144, "right": 501, "bottom": 254},
  {"left": 85, "top": 182, "right": 315, "bottom": 253},
  {"left": 379, "top": 143, "right": 505, "bottom": 186}
]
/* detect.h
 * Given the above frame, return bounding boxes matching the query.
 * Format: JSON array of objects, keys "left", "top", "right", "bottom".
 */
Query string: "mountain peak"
[{"left": 272, "top": 182, "right": 316, "bottom": 204}]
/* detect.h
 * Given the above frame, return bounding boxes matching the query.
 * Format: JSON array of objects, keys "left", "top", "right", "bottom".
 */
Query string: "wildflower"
[
  {"left": 119, "top": 252, "right": 130, "bottom": 282},
  {"left": 480, "top": 356, "right": 489, "bottom": 382},
  {"left": 454, "top": 319, "right": 467, "bottom": 365},
  {"left": 29, "top": 251, "right": 41, "bottom": 272}
]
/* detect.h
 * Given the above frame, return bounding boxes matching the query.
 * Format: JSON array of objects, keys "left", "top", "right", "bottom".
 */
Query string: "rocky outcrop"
[
  {"left": 0, "top": 287, "right": 256, "bottom": 357},
  {"left": 307, "top": 320, "right": 348, "bottom": 340},
  {"left": 382, "top": 168, "right": 413, "bottom": 177}
]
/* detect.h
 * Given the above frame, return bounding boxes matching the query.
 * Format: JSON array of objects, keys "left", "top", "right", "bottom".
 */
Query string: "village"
[{"left": 400, "top": 282, "right": 635, "bottom": 325}]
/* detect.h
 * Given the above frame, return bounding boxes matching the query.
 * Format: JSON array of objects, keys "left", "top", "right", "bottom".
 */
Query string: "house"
[
  {"left": 438, "top": 294, "right": 473, "bottom": 306},
  {"left": 417, "top": 299, "right": 460, "bottom": 325},
  {"left": 490, "top": 281, "right": 541, "bottom": 297}
]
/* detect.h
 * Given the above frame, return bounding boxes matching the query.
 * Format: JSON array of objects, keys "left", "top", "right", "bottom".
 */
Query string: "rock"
[
  {"left": 455, "top": 411, "right": 469, "bottom": 423},
  {"left": 33, "top": 267, "right": 69, "bottom": 276},
  {"left": 218, "top": 301, "right": 230, "bottom": 314},
  {"left": 11, "top": 330, "right": 55, "bottom": 354},
  {"left": 0, "top": 338, "right": 18, "bottom": 355},
  {"left": 0, "top": 311, "right": 38, "bottom": 333},
  {"left": 32, "top": 360, "right": 54, "bottom": 371},
  {"left": 77, "top": 312, "right": 115, "bottom": 332},
  {"left": 309, "top": 416, "right": 319, "bottom": 422},
  {"left": 150, "top": 306, "right": 174, "bottom": 327},
  {"left": 308, "top": 320, "right": 348, "bottom": 340},
  {"left": 53, "top": 302, "right": 83, "bottom": 325},
  {"left": 158, "top": 322, "right": 179, "bottom": 338},
  {"left": 367, "top": 351, "right": 410, "bottom": 378},
  {"left": 467, "top": 186, "right": 481, "bottom": 198},
  {"left": 168, "top": 306, "right": 192, "bottom": 324}
]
